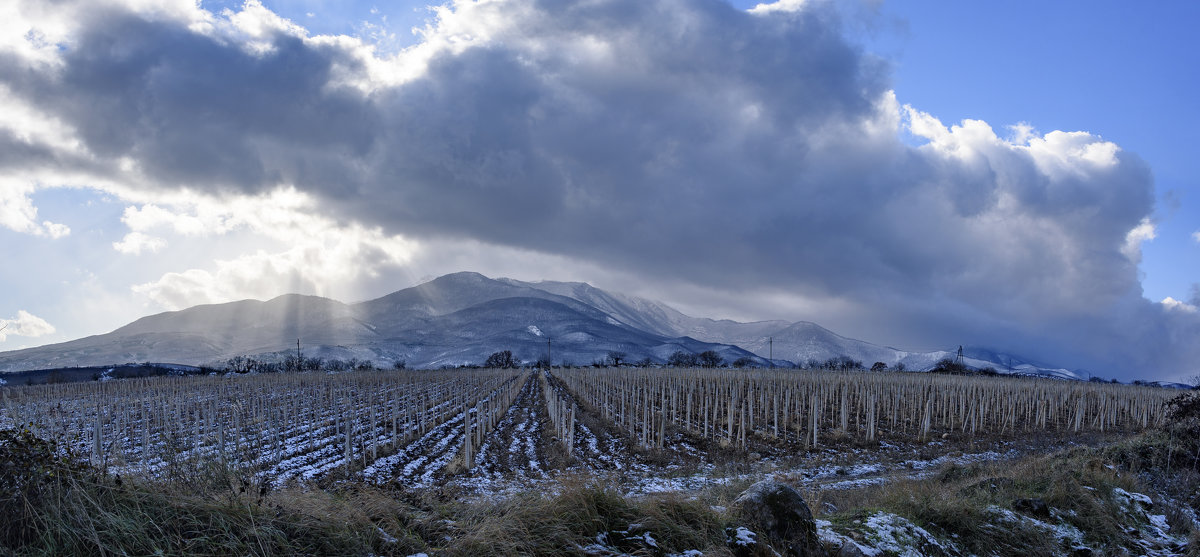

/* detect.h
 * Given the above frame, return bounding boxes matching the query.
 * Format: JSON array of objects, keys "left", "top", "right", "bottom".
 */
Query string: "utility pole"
[
  {"left": 546, "top": 337, "right": 551, "bottom": 369},
  {"left": 769, "top": 336, "right": 773, "bottom": 368},
  {"left": 955, "top": 345, "right": 964, "bottom": 366},
  {"left": 297, "top": 339, "right": 302, "bottom": 363}
]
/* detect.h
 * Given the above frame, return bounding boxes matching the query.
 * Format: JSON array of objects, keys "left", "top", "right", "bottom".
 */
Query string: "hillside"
[{"left": 0, "top": 271, "right": 1078, "bottom": 377}]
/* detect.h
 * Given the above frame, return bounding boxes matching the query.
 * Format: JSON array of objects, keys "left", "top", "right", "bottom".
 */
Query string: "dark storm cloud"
[{"left": 2, "top": 0, "right": 1195, "bottom": 378}]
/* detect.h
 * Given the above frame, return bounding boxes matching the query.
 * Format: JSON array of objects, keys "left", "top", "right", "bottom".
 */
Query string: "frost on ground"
[
  {"left": 1111, "top": 487, "right": 1190, "bottom": 556},
  {"left": 814, "top": 487, "right": 1193, "bottom": 557},
  {"left": 463, "top": 374, "right": 547, "bottom": 484}
]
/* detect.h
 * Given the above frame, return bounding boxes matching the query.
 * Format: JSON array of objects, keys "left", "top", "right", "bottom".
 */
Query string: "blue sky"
[{"left": 0, "top": 0, "right": 1196, "bottom": 380}]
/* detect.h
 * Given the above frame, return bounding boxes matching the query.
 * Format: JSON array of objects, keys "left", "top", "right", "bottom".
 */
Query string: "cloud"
[
  {"left": 112, "top": 231, "right": 167, "bottom": 254},
  {"left": 1121, "top": 218, "right": 1155, "bottom": 264},
  {"left": 0, "top": 181, "right": 69, "bottom": 238},
  {"left": 1162, "top": 297, "right": 1197, "bottom": 314},
  {"left": 0, "top": 0, "right": 1195, "bottom": 378},
  {"left": 1193, "top": 230, "right": 1199, "bottom": 243},
  {"left": 127, "top": 188, "right": 416, "bottom": 308},
  {"left": 0, "top": 310, "right": 56, "bottom": 341}
]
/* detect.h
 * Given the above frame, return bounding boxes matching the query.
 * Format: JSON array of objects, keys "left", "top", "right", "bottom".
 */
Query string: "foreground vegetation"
[
  {"left": 2, "top": 397, "right": 1198, "bottom": 555},
  {"left": 1, "top": 371, "right": 1196, "bottom": 555}
]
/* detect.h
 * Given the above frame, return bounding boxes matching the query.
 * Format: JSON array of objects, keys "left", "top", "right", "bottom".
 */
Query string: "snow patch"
[{"left": 730, "top": 526, "right": 756, "bottom": 546}]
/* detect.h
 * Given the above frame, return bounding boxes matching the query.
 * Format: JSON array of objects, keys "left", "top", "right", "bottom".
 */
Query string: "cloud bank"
[
  {"left": 0, "top": 0, "right": 1195, "bottom": 379},
  {"left": 0, "top": 311, "right": 55, "bottom": 342}
]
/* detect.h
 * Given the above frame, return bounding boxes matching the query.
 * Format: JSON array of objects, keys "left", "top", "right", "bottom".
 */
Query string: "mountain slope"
[
  {"left": 501, "top": 278, "right": 791, "bottom": 344},
  {"left": 0, "top": 275, "right": 764, "bottom": 372},
  {"left": 0, "top": 272, "right": 1079, "bottom": 378}
]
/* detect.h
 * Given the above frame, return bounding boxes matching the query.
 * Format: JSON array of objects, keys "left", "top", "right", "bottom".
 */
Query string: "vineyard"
[{"left": 0, "top": 368, "right": 1178, "bottom": 492}]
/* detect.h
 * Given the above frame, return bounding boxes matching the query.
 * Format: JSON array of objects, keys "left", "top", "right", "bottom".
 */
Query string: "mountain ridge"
[{"left": 0, "top": 272, "right": 1081, "bottom": 378}]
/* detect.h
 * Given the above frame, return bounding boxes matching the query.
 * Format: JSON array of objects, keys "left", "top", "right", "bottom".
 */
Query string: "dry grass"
[{"left": 446, "top": 476, "right": 731, "bottom": 556}]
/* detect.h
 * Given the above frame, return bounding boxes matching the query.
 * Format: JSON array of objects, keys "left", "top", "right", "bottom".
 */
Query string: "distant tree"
[
  {"left": 226, "top": 355, "right": 250, "bottom": 374},
  {"left": 894, "top": 362, "right": 906, "bottom": 372},
  {"left": 282, "top": 354, "right": 302, "bottom": 373},
  {"left": 732, "top": 356, "right": 757, "bottom": 368},
  {"left": 822, "top": 356, "right": 863, "bottom": 371},
  {"left": 485, "top": 350, "right": 518, "bottom": 369},
  {"left": 225, "top": 355, "right": 271, "bottom": 374},
  {"left": 668, "top": 351, "right": 698, "bottom": 368},
  {"left": 979, "top": 366, "right": 999, "bottom": 376},
  {"left": 637, "top": 357, "right": 654, "bottom": 368},
  {"left": 303, "top": 357, "right": 324, "bottom": 372},
  {"left": 606, "top": 351, "right": 627, "bottom": 367},
  {"left": 392, "top": 360, "right": 406, "bottom": 370},
  {"left": 697, "top": 350, "right": 724, "bottom": 368},
  {"left": 870, "top": 361, "right": 887, "bottom": 372},
  {"left": 804, "top": 358, "right": 821, "bottom": 370},
  {"left": 326, "top": 359, "right": 348, "bottom": 372},
  {"left": 931, "top": 358, "right": 969, "bottom": 375},
  {"left": 353, "top": 359, "right": 375, "bottom": 371},
  {"left": 534, "top": 357, "right": 551, "bottom": 370}
]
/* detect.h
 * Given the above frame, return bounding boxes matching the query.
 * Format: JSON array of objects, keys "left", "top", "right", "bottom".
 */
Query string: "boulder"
[{"left": 731, "top": 479, "right": 826, "bottom": 557}]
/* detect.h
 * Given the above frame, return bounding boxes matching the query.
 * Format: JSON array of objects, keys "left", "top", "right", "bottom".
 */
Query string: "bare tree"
[
  {"left": 606, "top": 351, "right": 627, "bottom": 367},
  {"left": 668, "top": 351, "right": 698, "bottom": 367},
  {"left": 697, "top": 350, "right": 724, "bottom": 368},
  {"left": 485, "top": 350, "right": 518, "bottom": 369}
]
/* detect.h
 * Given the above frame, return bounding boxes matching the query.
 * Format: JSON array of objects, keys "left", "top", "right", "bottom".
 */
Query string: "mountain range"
[{"left": 0, "top": 272, "right": 1083, "bottom": 379}]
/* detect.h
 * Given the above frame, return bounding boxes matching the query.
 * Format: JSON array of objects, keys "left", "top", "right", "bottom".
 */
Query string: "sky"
[{"left": 0, "top": 0, "right": 1196, "bottom": 381}]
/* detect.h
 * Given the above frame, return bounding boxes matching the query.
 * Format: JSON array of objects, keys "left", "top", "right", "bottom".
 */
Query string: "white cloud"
[
  {"left": 0, "top": 310, "right": 56, "bottom": 341},
  {"left": 1162, "top": 297, "right": 1198, "bottom": 314},
  {"left": 113, "top": 231, "right": 167, "bottom": 254},
  {"left": 0, "top": 84, "right": 88, "bottom": 156},
  {"left": 0, "top": 181, "right": 70, "bottom": 238},
  {"left": 1121, "top": 218, "right": 1156, "bottom": 264},
  {"left": 129, "top": 188, "right": 416, "bottom": 308},
  {"left": 133, "top": 229, "right": 415, "bottom": 309},
  {"left": 749, "top": 0, "right": 809, "bottom": 15},
  {"left": 1193, "top": 230, "right": 1199, "bottom": 243}
]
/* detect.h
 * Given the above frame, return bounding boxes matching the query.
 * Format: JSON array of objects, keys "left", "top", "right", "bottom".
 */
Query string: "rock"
[
  {"left": 836, "top": 543, "right": 867, "bottom": 557},
  {"left": 1012, "top": 498, "right": 1050, "bottom": 518},
  {"left": 731, "top": 479, "right": 826, "bottom": 557}
]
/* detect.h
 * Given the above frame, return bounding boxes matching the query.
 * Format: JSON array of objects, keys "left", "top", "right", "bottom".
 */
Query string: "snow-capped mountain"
[{"left": 0, "top": 272, "right": 1082, "bottom": 379}]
